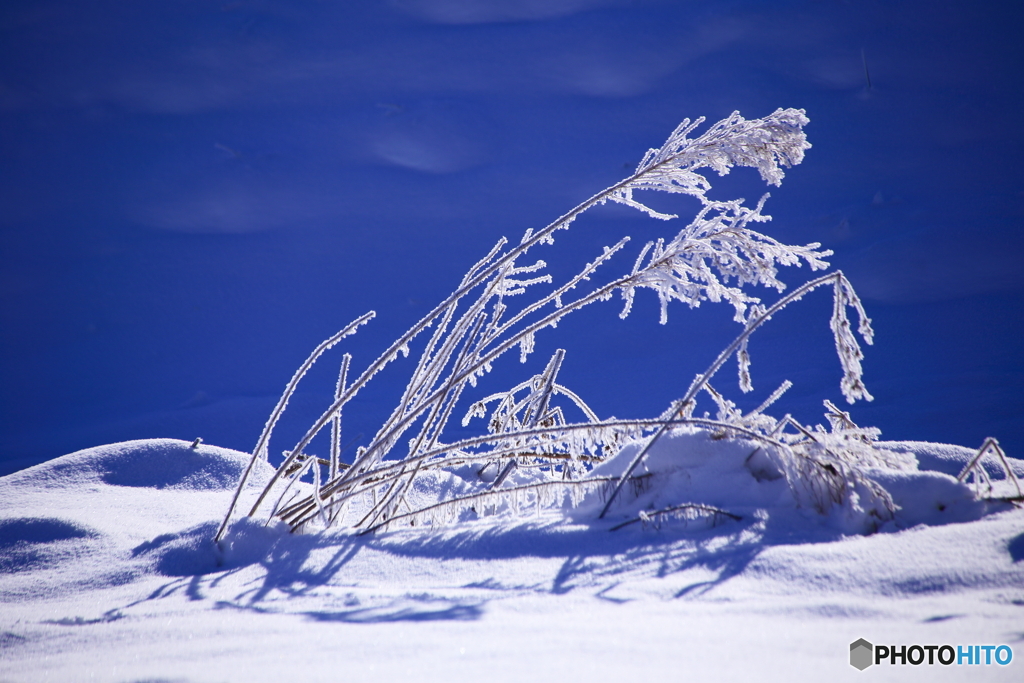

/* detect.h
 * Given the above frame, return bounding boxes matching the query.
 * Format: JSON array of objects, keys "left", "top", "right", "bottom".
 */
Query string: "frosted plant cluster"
[{"left": 217, "top": 109, "right": 1019, "bottom": 543}]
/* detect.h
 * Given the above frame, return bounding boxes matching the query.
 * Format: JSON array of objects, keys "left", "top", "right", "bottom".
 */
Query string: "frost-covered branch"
[
  {"left": 215, "top": 311, "right": 373, "bottom": 543},
  {"left": 599, "top": 271, "right": 874, "bottom": 517},
  {"left": 276, "top": 413, "right": 807, "bottom": 531},
  {"left": 605, "top": 108, "right": 811, "bottom": 219},
  {"left": 617, "top": 195, "right": 831, "bottom": 324},
  {"left": 958, "top": 437, "right": 1023, "bottom": 499},
  {"left": 219, "top": 108, "right": 892, "bottom": 538}
]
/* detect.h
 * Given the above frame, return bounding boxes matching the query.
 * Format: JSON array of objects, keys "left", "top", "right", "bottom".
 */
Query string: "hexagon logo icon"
[{"left": 850, "top": 638, "right": 873, "bottom": 670}]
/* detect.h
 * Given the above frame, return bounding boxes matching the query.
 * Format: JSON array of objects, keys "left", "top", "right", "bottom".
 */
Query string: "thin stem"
[
  {"left": 357, "top": 477, "right": 619, "bottom": 535},
  {"left": 330, "top": 354, "right": 351, "bottom": 482},
  {"left": 215, "top": 311, "right": 373, "bottom": 543},
  {"left": 609, "top": 503, "right": 741, "bottom": 531},
  {"left": 279, "top": 416, "right": 788, "bottom": 529}
]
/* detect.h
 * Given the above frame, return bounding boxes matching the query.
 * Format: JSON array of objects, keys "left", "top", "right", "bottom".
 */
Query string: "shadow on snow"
[{"left": 124, "top": 508, "right": 856, "bottom": 622}]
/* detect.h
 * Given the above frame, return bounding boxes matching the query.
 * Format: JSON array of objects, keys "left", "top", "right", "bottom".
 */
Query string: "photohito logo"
[{"left": 849, "top": 639, "right": 1013, "bottom": 670}]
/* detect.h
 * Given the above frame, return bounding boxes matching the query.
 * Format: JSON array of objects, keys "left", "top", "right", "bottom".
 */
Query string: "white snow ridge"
[{"left": 1, "top": 435, "right": 1022, "bottom": 681}]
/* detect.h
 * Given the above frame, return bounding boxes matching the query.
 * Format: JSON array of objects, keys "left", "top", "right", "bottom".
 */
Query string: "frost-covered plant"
[
  {"left": 217, "top": 108, "right": 889, "bottom": 542},
  {"left": 957, "top": 438, "right": 1023, "bottom": 502}
]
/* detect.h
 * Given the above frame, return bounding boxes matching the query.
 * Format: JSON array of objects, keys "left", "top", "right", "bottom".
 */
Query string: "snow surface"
[{"left": 2, "top": 437, "right": 1022, "bottom": 681}]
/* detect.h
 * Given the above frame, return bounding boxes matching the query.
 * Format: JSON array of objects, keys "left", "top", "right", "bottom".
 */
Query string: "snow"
[{"left": 2, "top": 437, "right": 1022, "bottom": 681}]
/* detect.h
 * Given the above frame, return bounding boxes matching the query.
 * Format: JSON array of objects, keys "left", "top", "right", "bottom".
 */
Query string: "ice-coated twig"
[
  {"left": 319, "top": 226, "right": 828, "bottom": 508},
  {"left": 599, "top": 271, "right": 873, "bottom": 518},
  {"left": 222, "top": 108, "right": 899, "bottom": 539},
  {"left": 609, "top": 503, "right": 742, "bottom": 531},
  {"left": 957, "top": 437, "right": 1022, "bottom": 499},
  {"left": 215, "top": 311, "right": 373, "bottom": 543},
  {"left": 251, "top": 109, "right": 815, "bottom": 525},
  {"left": 748, "top": 380, "right": 793, "bottom": 418},
  {"left": 330, "top": 354, "right": 351, "bottom": 482},
  {"left": 278, "top": 416, "right": 793, "bottom": 530},
  {"left": 357, "top": 477, "right": 619, "bottom": 535}
]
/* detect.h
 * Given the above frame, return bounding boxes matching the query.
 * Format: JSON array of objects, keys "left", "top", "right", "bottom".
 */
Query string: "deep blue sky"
[{"left": 2, "top": 0, "right": 1023, "bottom": 474}]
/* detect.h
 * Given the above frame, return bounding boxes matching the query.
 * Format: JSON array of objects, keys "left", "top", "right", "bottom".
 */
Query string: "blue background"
[{"left": 2, "top": 0, "right": 1022, "bottom": 474}]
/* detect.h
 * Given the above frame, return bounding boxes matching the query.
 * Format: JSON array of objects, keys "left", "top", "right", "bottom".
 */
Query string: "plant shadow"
[
  {"left": 126, "top": 505, "right": 847, "bottom": 620},
  {"left": 130, "top": 519, "right": 487, "bottom": 623},
  {"left": 366, "top": 510, "right": 824, "bottom": 598}
]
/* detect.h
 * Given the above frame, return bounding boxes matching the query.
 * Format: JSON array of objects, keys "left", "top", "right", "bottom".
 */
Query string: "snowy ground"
[{"left": 2, "top": 437, "right": 1022, "bottom": 681}]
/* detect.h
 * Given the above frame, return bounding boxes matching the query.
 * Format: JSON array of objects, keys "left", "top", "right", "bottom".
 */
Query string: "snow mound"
[
  {"left": 132, "top": 518, "right": 289, "bottom": 577},
  {"left": 4, "top": 438, "right": 270, "bottom": 491},
  {"left": 880, "top": 440, "right": 1024, "bottom": 479},
  {"left": 586, "top": 427, "right": 790, "bottom": 515},
  {"left": 864, "top": 468, "right": 984, "bottom": 527},
  {"left": 0, "top": 517, "right": 99, "bottom": 575},
  {"left": 580, "top": 427, "right": 1006, "bottom": 533}
]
